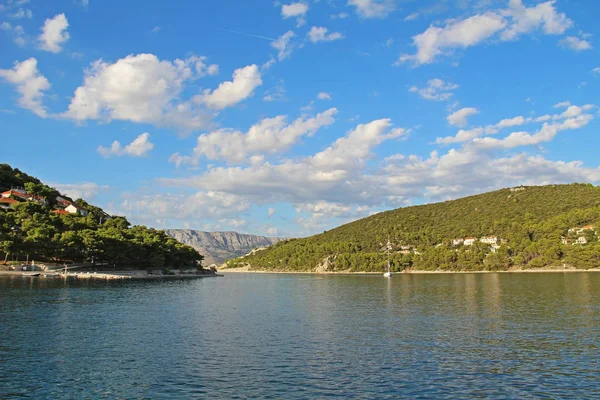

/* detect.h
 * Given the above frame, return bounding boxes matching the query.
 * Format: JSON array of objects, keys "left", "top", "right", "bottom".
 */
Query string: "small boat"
[{"left": 383, "top": 238, "right": 393, "bottom": 278}]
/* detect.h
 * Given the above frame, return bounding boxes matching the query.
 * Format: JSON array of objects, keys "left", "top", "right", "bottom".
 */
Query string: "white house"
[
  {"left": 65, "top": 204, "right": 89, "bottom": 216},
  {"left": 576, "top": 237, "right": 588, "bottom": 245},
  {"left": 464, "top": 237, "right": 477, "bottom": 246},
  {"left": 452, "top": 238, "right": 464, "bottom": 246},
  {"left": 490, "top": 244, "right": 501, "bottom": 253},
  {"left": 480, "top": 236, "right": 498, "bottom": 245}
]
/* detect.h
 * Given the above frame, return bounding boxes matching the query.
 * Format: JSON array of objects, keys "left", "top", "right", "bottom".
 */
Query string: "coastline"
[
  {"left": 0, "top": 270, "right": 222, "bottom": 280},
  {"left": 220, "top": 267, "right": 600, "bottom": 274}
]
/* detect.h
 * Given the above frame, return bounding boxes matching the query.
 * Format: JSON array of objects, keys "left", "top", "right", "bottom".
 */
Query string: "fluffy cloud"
[
  {"left": 307, "top": 26, "right": 344, "bottom": 43},
  {"left": 170, "top": 108, "right": 337, "bottom": 165},
  {"left": 437, "top": 104, "right": 592, "bottom": 145},
  {"left": 409, "top": 79, "right": 458, "bottom": 101},
  {"left": 559, "top": 36, "right": 592, "bottom": 51},
  {"left": 317, "top": 92, "right": 332, "bottom": 100},
  {"left": 162, "top": 119, "right": 407, "bottom": 208},
  {"left": 399, "top": 0, "right": 572, "bottom": 65},
  {"left": 447, "top": 107, "right": 479, "bottom": 127},
  {"left": 553, "top": 101, "right": 571, "bottom": 108},
  {"left": 196, "top": 64, "right": 262, "bottom": 110},
  {"left": 119, "top": 191, "right": 252, "bottom": 227},
  {"left": 473, "top": 113, "right": 593, "bottom": 150},
  {"left": 97, "top": 133, "right": 154, "bottom": 158},
  {"left": 0, "top": 58, "right": 50, "bottom": 117},
  {"left": 348, "top": 0, "right": 395, "bottom": 19},
  {"left": 500, "top": 0, "right": 572, "bottom": 41},
  {"left": 281, "top": 2, "right": 308, "bottom": 27},
  {"left": 38, "top": 13, "right": 69, "bottom": 53},
  {"left": 271, "top": 31, "right": 296, "bottom": 61},
  {"left": 62, "top": 53, "right": 220, "bottom": 131},
  {"left": 50, "top": 182, "right": 109, "bottom": 201},
  {"left": 593, "top": 68, "right": 600, "bottom": 77}
]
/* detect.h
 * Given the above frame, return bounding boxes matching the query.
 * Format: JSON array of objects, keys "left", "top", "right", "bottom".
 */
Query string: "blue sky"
[{"left": 1, "top": 0, "right": 599, "bottom": 237}]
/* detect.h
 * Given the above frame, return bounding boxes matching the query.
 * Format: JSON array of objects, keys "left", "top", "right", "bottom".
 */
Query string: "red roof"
[
  {"left": 582, "top": 225, "right": 594, "bottom": 229},
  {"left": 465, "top": 237, "right": 477, "bottom": 240},
  {"left": 0, "top": 198, "right": 19, "bottom": 204},
  {"left": 52, "top": 209, "right": 71, "bottom": 215}
]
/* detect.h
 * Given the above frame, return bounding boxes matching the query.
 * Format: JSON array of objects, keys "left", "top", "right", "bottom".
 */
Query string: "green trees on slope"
[
  {"left": 0, "top": 164, "right": 203, "bottom": 269},
  {"left": 228, "top": 184, "right": 600, "bottom": 272}
]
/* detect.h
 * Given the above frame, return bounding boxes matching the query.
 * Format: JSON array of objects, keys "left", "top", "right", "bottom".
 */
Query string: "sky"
[{"left": 1, "top": 0, "right": 599, "bottom": 237}]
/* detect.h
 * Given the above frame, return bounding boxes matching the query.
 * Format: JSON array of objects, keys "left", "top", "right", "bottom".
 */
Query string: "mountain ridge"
[{"left": 164, "top": 229, "right": 285, "bottom": 265}]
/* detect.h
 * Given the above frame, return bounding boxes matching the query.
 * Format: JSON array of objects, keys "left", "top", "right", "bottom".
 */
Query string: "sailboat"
[{"left": 383, "top": 238, "right": 393, "bottom": 278}]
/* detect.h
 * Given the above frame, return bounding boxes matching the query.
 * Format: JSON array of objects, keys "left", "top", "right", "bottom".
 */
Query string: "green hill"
[
  {"left": 0, "top": 164, "right": 204, "bottom": 270},
  {"left": 227, "top": 184, "right": 600, "bottom": 272}
]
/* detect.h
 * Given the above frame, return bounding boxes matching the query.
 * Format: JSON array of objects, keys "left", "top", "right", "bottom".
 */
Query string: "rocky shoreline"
[{"left": 0, "top": 270, "right": 223, "bottom": 280}]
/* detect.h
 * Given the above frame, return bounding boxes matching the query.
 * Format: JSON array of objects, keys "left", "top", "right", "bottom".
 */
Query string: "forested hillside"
[
  {"left": 0, "top": 164, "right": 203, "bottom": 269},
  {"left": 227, "top": 184, "right": 600, "bottom": 272}
]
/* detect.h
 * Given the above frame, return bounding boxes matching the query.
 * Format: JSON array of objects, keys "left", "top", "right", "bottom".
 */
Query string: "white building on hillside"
[
  {"left": 464, "top": 237, "right": 477, "bottom": 246},
  {"left": 65, "top": 204, "right": 89, "bottom": 216},
  {"left": 452, "top": 238, "right": 464, "bottom": 246},
  {"left": 480, "top": 236, "right": 498, "bottom": 245}
]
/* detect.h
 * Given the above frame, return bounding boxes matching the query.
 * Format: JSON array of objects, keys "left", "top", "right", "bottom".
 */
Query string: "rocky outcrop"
[{"left": 164, "top": 230, "right": 285, "bottom": 265}]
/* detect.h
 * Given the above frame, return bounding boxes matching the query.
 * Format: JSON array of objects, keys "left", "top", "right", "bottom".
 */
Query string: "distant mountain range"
[{"left": 164, "top": 230, "right": 285, "bottom": 265}]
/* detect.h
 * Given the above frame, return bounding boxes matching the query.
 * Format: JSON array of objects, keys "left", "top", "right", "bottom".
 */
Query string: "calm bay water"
[{"left": 1, "top": 272, "right": 599, "bottom": 399}]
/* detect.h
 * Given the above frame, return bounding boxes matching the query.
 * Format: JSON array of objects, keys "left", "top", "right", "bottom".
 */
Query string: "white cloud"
[
  {"left": 9, "top": 8, "right": 32, "bottom": 19},
  {"left": 409, "top": 78, "right": 459, "bottom": 101},
  {"left": 97, "top": 133, "right": 154, "bottom": 158},
  {"left": 170, "top": 108, "right": 337, "bottom": 165},
  {"left": 553, "top": 101, "right": 571, "bottom": 108},
  {"left": 0, "top": 58, "right": 50, "bottom": 117},
  {"left": 317, "top": 92, "right": 332, "bottom": 100},
  {"left": 331, "top": 12, "right": 349, "bottom": 20},
  {"left": 404, "top": 12, "right": 419, "bottom": 21},
  {"left": 496, "top": 116, "right": 526, "bottom": 128},
  {"left": 307, "top": 26, "right": 344, "bottom": 43},
  {"left": 592, "top": 67, "right": 600, "bottom": 77},
  {"left": 1, "top": 21, "right": 26, "bottom": 46},
  {"left": 437, "top": 104, "right": 593, "bottom": 145},
  {"left": 399, "top": 13, "right": 506, "bottom": 65},
  {"left": 500, "top": 0, "right": 572, "bottom": 41},
  {"left": 160, "top": 119, "right": 407, "bottom": 209},
  {"left": 51, "top": 182, "right": 109, "bottom": 201},
  {"left": 268, "top": 208, "right": 276, "bottom": 216},
  {"left": 348, "top": 0, "right": 395, "bottom": 19},
  {"left": 38, "top": 13, "right": 69, "bottom": 53},
  {"left": 559, "top": 36, "right": 592, "bottom": 51},
  {"left": 263, "top": 82, "right": 286, "bottom": 102},
  {"left": 281, "top": 2, "right": 309, "bottom": 27},
  {"left": 447, "top": 107, "right": 479, "bottom": 127},
  {"left": 63, "top": 53, "right": 219, "bottom": 131},
  {"left": 119, "top": 191, "right": 252, "bottom": 226},
  {"left": 196, "top": 64, "right": 262, "bottom": 110},
  {"left": 271, "top": 31, "right": 296, "bottom": 61},
  {"left": 399, "top": 0, "right": 573, "bottom": 66}
]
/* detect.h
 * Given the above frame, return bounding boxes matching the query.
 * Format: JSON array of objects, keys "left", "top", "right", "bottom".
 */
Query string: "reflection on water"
[{"left": 1, "top": 273, "right": 600, "bottom": 398}]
